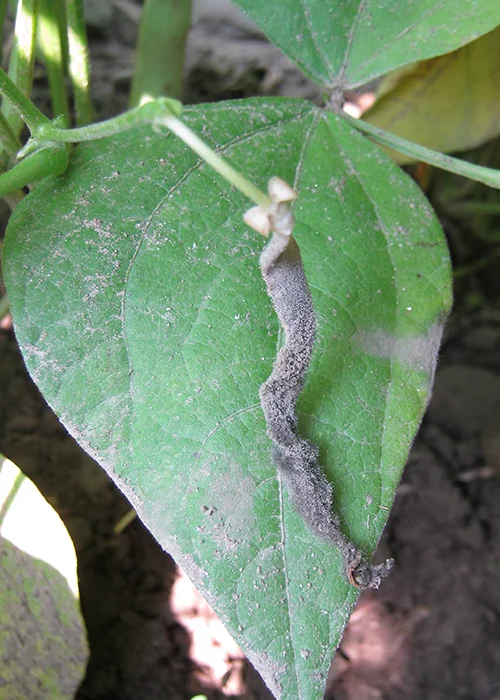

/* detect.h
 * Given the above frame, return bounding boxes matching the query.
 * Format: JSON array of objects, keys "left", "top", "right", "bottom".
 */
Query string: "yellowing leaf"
[{"left": 363, "top": 27, "right": 500, "bottom": 165}]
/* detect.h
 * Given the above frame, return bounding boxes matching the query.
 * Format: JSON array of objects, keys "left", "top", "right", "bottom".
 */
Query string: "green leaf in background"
[
  {"left": 362, "top": 26, "right": 500, "bottom": 164},
  {"left": 232, "top": 0, "right": 500, "bottom": 89},
  {"left": 3, "top": 98, "right": 452, "bottom": 699}
]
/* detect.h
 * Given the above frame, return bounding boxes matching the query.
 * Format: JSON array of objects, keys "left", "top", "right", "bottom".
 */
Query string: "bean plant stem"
[
  {"left": 38, "top": 0, "right": 69, "bottom": 120},
  {"left": 64, "top": 0, "right": 93, "bottom": 125},
  {"left": 344, "top": 113, "right": 500, "bottom": 190},
  {"left": 157, "top": 114, "right": 272, "bottom": 209},
  {"left": 450, "top": 201, "right": 500, "bottom": 216},
  {"left": 37, "top": 99, "right": 273, "bottom": 210},
  {"left": 0, "top": 0, "right": 8, "bottom": 50},
  {"left": 0, "top": 469, "right": 25, "bottom": 528},
  {"left": 36, "top": 100, "right": 175, "bottom": 141},
  {"left": 0, "top": 144, "right": 69, "bottom": 199},
  {"left": 113, "top": 508, "right": 137, "bottom": 535},
  {"left": 0, "top": 112, "right": 21, "bottom": 158},
  {"left": 0, "top": 66, "right": 48, "bottom": 132},
  {"left": 129, "top": 0, "right": 192, "bottom": 107},
  {"left": 2, "top": 0, "right": 39, "bottom": 137}
]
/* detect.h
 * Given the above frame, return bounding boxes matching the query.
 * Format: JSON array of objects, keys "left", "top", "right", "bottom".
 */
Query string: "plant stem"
[
  {"left": 2, "top": 0, "right": 39, "bottom": 137},
  {"left": 0, "top": 66, "right": 48, "bottom": 132},
  {"left": 52, "top": 0, "right": 69, "bottom": 73},
  {"left": 0, "top": 143, "right": 69, "bottom": 198},
  {"left": 65, "top": 0, "right": 93, "bottom": 125},
  {"left": 0, "top": 111, "right": 21, "bottom": 158},
  {"left": 113, "top": 508, "right": 137, "bottom": 535},
  {"left": 0, "top": 467, "right": 25, "bottom": 528},
  {"left": 447, "top": 200, "right": 500, "bottom": 216},
  {"left": 129, "top": 0, "right": 192, "bottom": 108},
  {"left": 36, "top": 99, "right": 272, "bottom": 209},
  {"left": 344, "top": 114, "right": 500, "bottom": 191},
  {"left": 38, "top": 0, "right": 69, "bottom": 119},
  {"left": 36, "top": 99, "right": 181, "bottom": 141},
  {"left": 156, "top": 113, "right": 273, "bottom": 209},
  {"left": 0, "top": 0, "right": 8, "bottom": 53}
]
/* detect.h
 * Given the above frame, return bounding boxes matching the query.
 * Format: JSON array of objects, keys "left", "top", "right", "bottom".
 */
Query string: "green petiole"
[
  {"left": 32, "top": 98, "right": 272, "bottom": 210},
  {"left": 2, "top": 0, "right": 39, "bottom": 138},
  {"left": 0, "top": 67, "right": 49, "bottom": 133},
  {"left": 0, "top": 142, "right": 69, "bottom": 199},
  {"left": 64, "top": 0, "right": 94, "bottom": 125},
  {"left": 344, "top": 113, "right": 500, "bottom": 191},
  {"left": 153, "top": 112, "right": 272, "bottom": 210},
  {"left": 0, "top": 62, "right": 271, "bottom": 209},
  {"left": 129, "top": 0, "right": 191, "bottom": 108}
]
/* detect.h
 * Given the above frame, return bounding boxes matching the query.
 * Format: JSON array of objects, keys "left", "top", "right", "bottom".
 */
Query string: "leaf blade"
[
  {"left": 4, "top": 98, "right": 452, "bottom": 698},
  {"left": 232, "top": 0, "right": 500, "bottom": 88}
]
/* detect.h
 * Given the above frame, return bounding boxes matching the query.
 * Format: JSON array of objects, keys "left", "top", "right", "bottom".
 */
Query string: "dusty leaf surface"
[
  {"left": 4, "top": 98, "right": 451, "bottom": 699},
  {"left": 232, "top": 0, "right": 500, "bottom": 88}
]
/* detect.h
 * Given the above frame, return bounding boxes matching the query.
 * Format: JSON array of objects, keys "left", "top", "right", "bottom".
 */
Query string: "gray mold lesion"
[
  {"left": 259, "top": 232, "right": 393, "bottom": 590},
  {"left": 356, "top": 321, "right": 445, "bottom": 391}
]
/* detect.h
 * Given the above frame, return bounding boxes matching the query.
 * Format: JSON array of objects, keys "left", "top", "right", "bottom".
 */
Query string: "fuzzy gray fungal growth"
[{"left": 259, "top": 231, "right": 393, "bottom": 590}]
